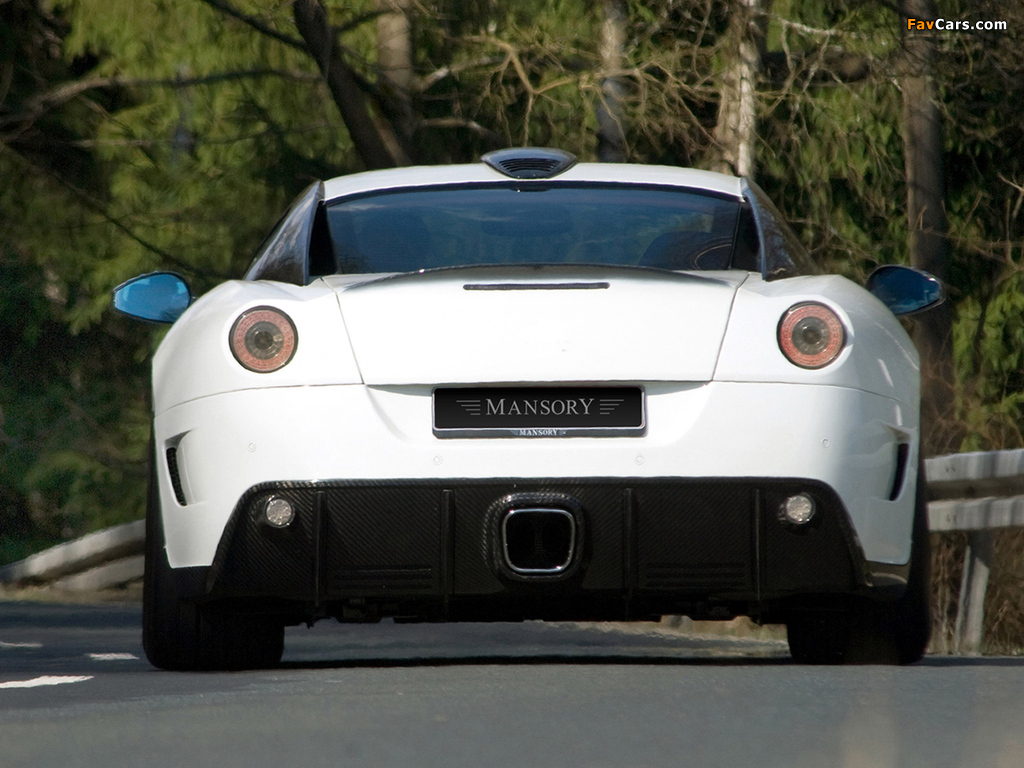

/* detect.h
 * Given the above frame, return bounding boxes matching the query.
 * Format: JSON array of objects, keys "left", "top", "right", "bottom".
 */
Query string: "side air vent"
[
  {"left": 481, "top": 148, "right": 577, "bottom": 179},
  {"left": 889, "top": 443, "right": 910, "bottom": 501},
  {"left": 166, "top": 446, "right": 187, "bottom": 506}
]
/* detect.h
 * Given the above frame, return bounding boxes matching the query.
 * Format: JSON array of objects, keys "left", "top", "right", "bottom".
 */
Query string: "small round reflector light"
[
  {"left": 781, "top": 494, "right": 816, "bottom": 525},
  {"left": 264, "top": 497, "right": 295, "bottom": 528},
  {"left": 778, "top": 303, "right": 845, "bottom": 369},
  {"left": 230, "top": 306, "right": 297, "bottom": 373}
]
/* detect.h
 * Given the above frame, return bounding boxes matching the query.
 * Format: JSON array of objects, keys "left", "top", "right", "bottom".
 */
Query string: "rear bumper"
[
  {"left": 155, "top": 381, "right": 919, "bottom": 569},
  {"left": 172, "top": 477, "right": 906, "bottom": 623}
]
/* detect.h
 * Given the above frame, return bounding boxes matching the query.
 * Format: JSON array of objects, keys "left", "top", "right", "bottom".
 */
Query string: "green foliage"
[
  {"left": 418, "top": 0, "right": 601, "bottom": 156},
  {"left": 2, "top": 0, "right": 361, "bottom": 562},
  {"left": 4, "top": 0, "right": 1024, "bottom": 567},
  {"left": 954, "top": 275, "right": 1024, "bottom": 451},
  {"left": 756, "top": 0, "right": 907, "bottom": 278},
  {"left": 756, "top": 0, "right": 1024, "bottom": 455},
  {"left": 0, "top": 240, "right": 150, "bottom": 557},
  {"left": 49, "top": 0, "right": 358, "bottom": 286},
  {"left": 935, "top": 0, "right": 1024, "bottom": 450}
]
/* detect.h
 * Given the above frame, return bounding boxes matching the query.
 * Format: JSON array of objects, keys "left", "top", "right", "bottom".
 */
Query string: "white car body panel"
[
  {"left": 715, "top": 274, "right": 920, "bottom": 397},
  {"left": 331, "top": 268, "right": 744, "bottom": 386},
  {"left": 151, "top": 279, "right": 362, "bottom": 416},
  {"left": 136, "top": 160, "right": 926, "bottom": 609},
  {"left": 155, "top": 374, "right": 915, "bottom": 570}
]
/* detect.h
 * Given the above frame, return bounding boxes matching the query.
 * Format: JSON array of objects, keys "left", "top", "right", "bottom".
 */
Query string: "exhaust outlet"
[{"left": 502, "top": 508, "right": 577, "bottom": 574}]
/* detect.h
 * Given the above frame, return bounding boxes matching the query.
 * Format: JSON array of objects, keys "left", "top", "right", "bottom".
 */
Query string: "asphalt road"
[{"left": 2, "top": 601, "right": 1024, "bottom": 768}]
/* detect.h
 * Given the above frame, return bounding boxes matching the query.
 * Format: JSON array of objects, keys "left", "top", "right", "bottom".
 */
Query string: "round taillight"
[
  {"left": 777, "top": 302, "right": 845, "bottom": 369},
  {"left": 229, "top": 306, "right": 298, "bottom": 372}
]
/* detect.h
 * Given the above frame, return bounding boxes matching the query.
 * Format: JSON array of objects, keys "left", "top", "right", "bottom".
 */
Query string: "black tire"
[
  {"left": 787, "top": 462, "right": 932, "bottom": 665},
  {"left": 143, "top": 452, "right": 284, "bottom": 671}
]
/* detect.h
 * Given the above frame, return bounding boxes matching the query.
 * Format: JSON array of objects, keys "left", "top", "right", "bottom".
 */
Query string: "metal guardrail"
[
  {"left": 1, "top": 450, "right": 1022, "bottom": 654},
  {"left": 926, "top": 449, "right": 1024, "bottom": 530},
  {"left": 0, "top": 520, "right": 145, "bottom": 592},
  {"left": 924, "top": 449, "right": 1024, "bottom": 655}
]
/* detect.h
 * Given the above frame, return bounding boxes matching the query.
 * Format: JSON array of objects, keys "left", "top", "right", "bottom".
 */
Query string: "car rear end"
[{"left": 152, "top": 268, "right": 919, "bottom": 627}]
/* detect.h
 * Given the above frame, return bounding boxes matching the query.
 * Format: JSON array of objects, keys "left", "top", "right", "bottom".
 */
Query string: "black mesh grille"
[
  {"left": 482, "top": 148, "right": 577, "bottom": 179},
  {"left": 322, "top": 485, "right": 441, "bottom": 595},
  {"left": 635, "top": 484, "right": 754, "bottom": 593},
  {"left": 499, "top": 158, "right": 560, "bottom": 174}
]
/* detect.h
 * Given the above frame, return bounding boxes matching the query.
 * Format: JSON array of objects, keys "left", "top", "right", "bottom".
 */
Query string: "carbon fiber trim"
[
  {"left": 206, "top": 485, "right": 319, "bottom": 600},
  {"left": 634, "top": 484, "right": 754, "bottom": 595},
  {"left": 203, "top": 477, "right": 869, "bottom": 619},
  {"left": 322, "top": 486, "right": 440, "bottom": 595},
  {"left": 760, "top": 484, "right": 863, "bottom": 593}
]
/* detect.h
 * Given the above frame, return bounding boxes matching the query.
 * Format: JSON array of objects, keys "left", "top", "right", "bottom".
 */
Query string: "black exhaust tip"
[{"left": 502, "top": 508, "right": 577, "bottom": 574}]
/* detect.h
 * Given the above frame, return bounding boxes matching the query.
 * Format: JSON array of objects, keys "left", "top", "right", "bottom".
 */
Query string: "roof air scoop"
[{"left": 481, "top": 148, "right": 578, "bottom": 180}]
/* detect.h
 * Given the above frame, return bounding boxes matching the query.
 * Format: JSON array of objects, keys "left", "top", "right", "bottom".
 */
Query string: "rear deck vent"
[
  {"left": 166, "top": 446, "right": 187, "bottom": 506},
  {"left": 482, "top": 148, "right": 577, "bottom": 179}
]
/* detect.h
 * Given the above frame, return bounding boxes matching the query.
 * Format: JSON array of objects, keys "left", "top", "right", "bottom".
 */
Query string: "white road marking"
[
  {"left": 0, "top": 676, "right": 93, "bottom": 689},
  {"left": 0, "top": 641, "right": 43, "bottom": 649},
  {"left": 87, "top": 653, "right": 139, "bottom": 661}
]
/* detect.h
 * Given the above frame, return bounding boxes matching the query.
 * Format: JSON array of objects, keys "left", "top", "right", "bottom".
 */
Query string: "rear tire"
[
  {"left": 786, "top": 462, "right": 932, "bottom": 665},
  {"left": 143, "top": 452, "right": 284, "bottom": 671}
]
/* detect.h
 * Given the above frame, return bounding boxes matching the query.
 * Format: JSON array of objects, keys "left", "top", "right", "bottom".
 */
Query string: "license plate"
[{"left": 433, "top": 386, "right": 645, "bottom": 438}]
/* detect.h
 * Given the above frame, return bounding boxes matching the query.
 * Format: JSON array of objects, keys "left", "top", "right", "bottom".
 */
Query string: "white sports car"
[{"left": 114, "top": 148, "right": 943, "bottom": 669}]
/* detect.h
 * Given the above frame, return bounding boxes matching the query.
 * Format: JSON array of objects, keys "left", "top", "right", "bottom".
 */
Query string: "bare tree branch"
[
  {"left": 417, "top": 117, "right": 505, "bottom": 146},
  {"left": 196, "top": 0, "right": 306, "bottom": 50},
  {"left": 0, "top": 70, "right": 320, "bottom": 130},
  {"left": 463, "top": 35, "right": 576, "bottom": 145},
  {"left": 335, "top": 9, "right": 387, "bottom": 35},
  {"left": 414, "top": 56, "right": 505, "bottom": 92}
]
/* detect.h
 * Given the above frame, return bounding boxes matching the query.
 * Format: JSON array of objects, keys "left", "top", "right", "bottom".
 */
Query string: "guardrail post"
[{"left": 953, "top": 529, "right": 994, "bottom": 656}]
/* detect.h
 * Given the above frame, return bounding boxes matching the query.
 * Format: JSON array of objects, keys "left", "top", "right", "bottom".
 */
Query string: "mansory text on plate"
[{"left": 114, "top": 148, "right": 943, "bottom": 669}]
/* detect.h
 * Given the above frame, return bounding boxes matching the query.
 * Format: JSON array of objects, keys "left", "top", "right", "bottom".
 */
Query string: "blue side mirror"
[
  {"left": 113, "top": 272, "right": 192, "bottom": 324},
  {"left": 866, "top": 265, "right": 944, "bottom": 316}
]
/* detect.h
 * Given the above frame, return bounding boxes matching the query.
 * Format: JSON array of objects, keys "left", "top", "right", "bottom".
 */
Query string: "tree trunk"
[
  {"left": 711, "top": 0, "right": 768, "bottom": 178},
  {"left": 377, "top": 0, "right": 415, "bottom": 147},
  {"left": 596, "top": 0, "right": 627, "bottom": 162},
  {"left": 292, "top": 0, "right": 407, "bottom": 169},
  {"left": 900, "top": 0, "right": 955, "bottom": 452}
]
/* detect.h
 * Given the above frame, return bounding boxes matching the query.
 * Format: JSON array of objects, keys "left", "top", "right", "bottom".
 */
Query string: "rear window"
[{"left": 322, "top": 184, "right": 757, "bottom": 274}]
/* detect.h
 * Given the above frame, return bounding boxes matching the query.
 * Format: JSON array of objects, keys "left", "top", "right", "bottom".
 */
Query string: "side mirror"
[
  {"left": 866, "top": 265, "right": 944, "bottom": 316},
  {"left": 113, "top": 272, "right": 192, "bottom": 324}
]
